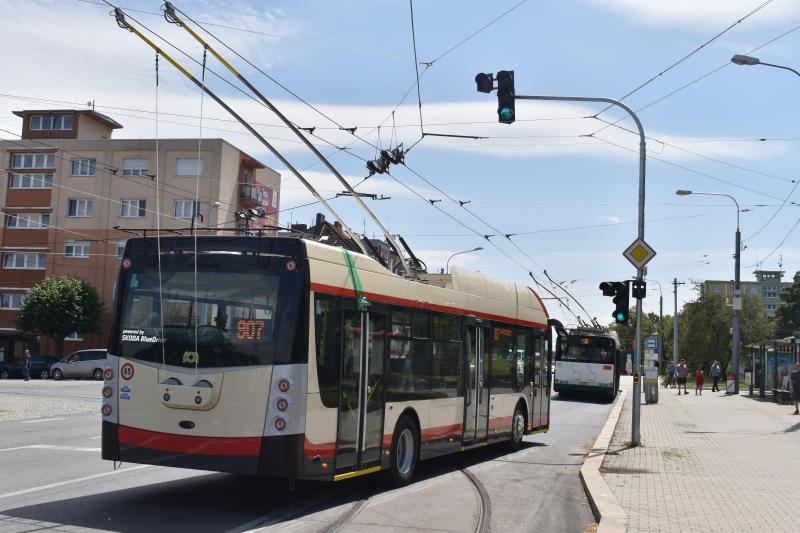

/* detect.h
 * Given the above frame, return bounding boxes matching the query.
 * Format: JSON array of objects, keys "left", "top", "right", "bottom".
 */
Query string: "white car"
[{"left": 50, "top": 349, "right": 107, "bottom": 380}]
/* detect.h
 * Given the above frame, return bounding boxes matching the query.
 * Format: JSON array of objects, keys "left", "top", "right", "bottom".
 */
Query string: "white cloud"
[
  {"left": 607, "top": 216, "right": 623, "bottom": 224},
  {"left": 589, "top": 0, "right": 800, "bottom": 29}
]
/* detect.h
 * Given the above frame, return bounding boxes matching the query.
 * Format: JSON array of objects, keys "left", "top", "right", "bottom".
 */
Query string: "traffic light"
[
  {"left": 495, "top": 70, "right": 515, "bottom": 124},
  {"left": 475, "top": 73, "right": 494, "bottom": 93},
  {"left": 613, "top": 281, "right": 630, "bottom": 324},
  {"left": 631, "top": 279, "right": 646, "bottom": 299},
  {"left": 599, "top": 281, "right": 630, "bottom": 324}
]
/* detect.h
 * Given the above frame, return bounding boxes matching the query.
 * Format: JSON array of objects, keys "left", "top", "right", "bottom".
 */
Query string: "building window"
[
  {"left": 763, "top": 285, "right": 778, "bottom": 298},
  {"left": 173, "top": 199, "right": 199, "bottom": 219},
  {"left": 122, "top": 158, "right": 149, "bottom": 176},
  {"left": 175, "top": 158, "right": 203, "bottom": 176},
  {"left": 712, "top": 286, "right": 721, "bottom": 293},
  {"left": 119, "top": 199, "right": 146, "bottom": 218},
  {"left": 67, "top": 199, "right": 93, "bottom": 217},
  {"left": 64, "top": 241, "right": 90, "bottom": 258},
  {"left": 71, "top": 159, "right": 96, "bottom": 176},
  {"left": 3, "top": 253, "right": 46, "bottom": 269},
  {"left": 6, "top": 213, "right": 49, "bottom": 229},
  {"left": 65, "top": 332, "right": 83, "bottom": 341},
  {"left": 115, "top": 240, "right": 126, "bottom": 259},
  {"left": 29, "top": 114, "right": 73, "bottom": 131},
  {"left": 0, "top": 293, "right": 25, "bottom": 310},
  {"left": 10, "top": 173, "right": 53, "bottom": 189},
  {"left": 11, "top": 153, "right": 55, "bottom": 169},
  {"left": 748, "top": 286, "right": 760, "bottom": 295},
  {"left": 765, "top": 304, "right": 777, "bottom": 312},
  {"left": 271, "top": 190, "right": 278, "bottom": 208}
]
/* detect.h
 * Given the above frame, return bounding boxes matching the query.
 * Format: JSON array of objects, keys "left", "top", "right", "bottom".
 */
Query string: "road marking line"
[
  {"left": 89, "top": 436, "right": 102, "bottom": 440},
  {"left": 0, "top": 446, "right": 31, "bottom": 453},
  {"left": 20, "top": 418, "right": 66, "bottom": 424},
  {"left": 0, "top": 465, "right": 150, "bottom": 500}
]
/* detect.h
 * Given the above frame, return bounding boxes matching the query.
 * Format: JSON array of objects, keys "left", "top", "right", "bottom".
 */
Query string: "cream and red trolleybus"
[{"left": 102, "top": 235, "right": 554, "bottom": 485}]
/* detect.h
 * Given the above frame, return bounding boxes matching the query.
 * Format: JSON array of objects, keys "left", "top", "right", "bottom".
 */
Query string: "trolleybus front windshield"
[
  {"left": 114, "top": 252, "right": 303, "bottom": 368},
  {"left": 563, "top": 336, "right": 614, "bottom": 364}
]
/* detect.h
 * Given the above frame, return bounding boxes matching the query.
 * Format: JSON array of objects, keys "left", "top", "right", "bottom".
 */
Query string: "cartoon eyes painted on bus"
[
  {"left": 285, "top": 259, "right": 297, "bottom": 272},
  {"left": 235, "top": 319, "right": 266, "bottom": 341},
  {"left": 122, "top": 258, "right": 132, "bottom": 269}
]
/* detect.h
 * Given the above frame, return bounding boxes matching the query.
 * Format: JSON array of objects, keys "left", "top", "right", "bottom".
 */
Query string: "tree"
[
  {"left": 16, "top": 277, "right": 103, "bottom": 359},
  {"left": 775, "top": 271, "right": 800, "bottom": 337}
]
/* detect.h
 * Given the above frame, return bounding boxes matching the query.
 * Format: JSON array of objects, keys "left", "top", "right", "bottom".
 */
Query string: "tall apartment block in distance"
[{"left": 0, "top": 109, "right": 280, "bottom": 364}]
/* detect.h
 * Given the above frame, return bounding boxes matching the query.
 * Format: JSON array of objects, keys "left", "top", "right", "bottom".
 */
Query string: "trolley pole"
[{"left": 515, "top": 94, "right": 647, "bottom": 446}]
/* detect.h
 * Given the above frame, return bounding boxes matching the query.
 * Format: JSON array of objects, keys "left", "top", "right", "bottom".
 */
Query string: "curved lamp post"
[
  {"left": 446, "top": 247, "right": 483, "bottom": 273},
  {"left": 676, "top": 189, "right": 742, "bottom": 394},
  {"left": 731, "top": 55, "right": 800, "bottom": 77}
]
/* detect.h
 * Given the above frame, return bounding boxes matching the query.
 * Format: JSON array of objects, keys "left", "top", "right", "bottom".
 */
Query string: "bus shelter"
[{"left": 748, "top": 337, "right": 797, "bottom": 399}]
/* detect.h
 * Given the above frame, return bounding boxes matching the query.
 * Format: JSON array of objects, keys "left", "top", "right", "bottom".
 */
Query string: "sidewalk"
[{"left": 601, "top": 377, "right": 800, "bottom": 532}]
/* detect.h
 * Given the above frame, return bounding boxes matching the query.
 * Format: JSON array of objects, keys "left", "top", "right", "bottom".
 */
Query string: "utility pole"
[{"left": 673, "top": 278, "right": 684, "bottom": 364}]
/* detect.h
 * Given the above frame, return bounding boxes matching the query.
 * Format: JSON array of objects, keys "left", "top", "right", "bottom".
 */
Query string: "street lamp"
[
  {"left": 446, "top": 247, "right": 483, "bottom": 273},
  {"left": 731, "top": 55, "right": 800, "bottom": 77},
  {"left": 676, "top": 189, "right": 742, "bottom": 394}
]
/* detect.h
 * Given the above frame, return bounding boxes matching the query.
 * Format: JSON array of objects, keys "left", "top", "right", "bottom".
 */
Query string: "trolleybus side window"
[
  {"left": 490, "top": 327, "right": 514, "bottom": 393},
  {"left": 314, "top": 296, "right": 341, "bottom": 408},
  {"left": 388, "top": 310, "right": 432, "bottom": 399},
  {"left": 514, "top": 331, "right": 528, "bottom": 393},
  {"left": 431, "top": 313, "right": 462, "bottom": 397}
]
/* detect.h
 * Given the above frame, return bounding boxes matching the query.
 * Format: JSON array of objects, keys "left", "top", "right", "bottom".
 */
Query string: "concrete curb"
[{"left": 580, "top": 389, "right": 628, "bottom": 533}]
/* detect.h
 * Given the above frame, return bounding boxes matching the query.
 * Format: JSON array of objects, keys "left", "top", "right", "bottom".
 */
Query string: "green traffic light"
[
  {"left": 615, "top": 312, "right": 626, "bottom": 322},
  {"left": 499, "top": 107, "right": 514, "bottom": 121}
]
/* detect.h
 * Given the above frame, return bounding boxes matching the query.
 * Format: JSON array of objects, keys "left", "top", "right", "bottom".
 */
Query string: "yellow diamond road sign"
[{"left": 624, "top": 238, "right": 656, "bottom": 269}]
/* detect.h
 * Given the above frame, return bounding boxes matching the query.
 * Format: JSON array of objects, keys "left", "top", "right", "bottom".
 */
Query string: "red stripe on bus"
[
  {"left": 528, "top": 287, "right": 548, "bottom": 318},
  {"left": 304, "top": 437, "right": 337, "bottom": 459},
  {"left": 421, "top": 423, "right": 463, "bottom": 441},
  {"left": 311, "top": 282, "right": 548, "bottom": 329},
  {"left": 488, "top": 416, "right": 513, "bottom": 430},
  {"left": 118, "top": 425, "right": 262, "bottom": 456}
]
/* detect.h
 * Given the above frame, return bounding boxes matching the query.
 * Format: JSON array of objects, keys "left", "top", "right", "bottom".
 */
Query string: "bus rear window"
[
  {"left": 562, "top": 336, "right": 614, "bottom": 363},
  {"left": 115, "top": 253, "right": 304, "bottom": 368}
]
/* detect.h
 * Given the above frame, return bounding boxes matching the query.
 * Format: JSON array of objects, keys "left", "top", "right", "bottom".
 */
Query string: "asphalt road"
[{"left": 0, "top": 381, "right": 613, "bottom": 532}]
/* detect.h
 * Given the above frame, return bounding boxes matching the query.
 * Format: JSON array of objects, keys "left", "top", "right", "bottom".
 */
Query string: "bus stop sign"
[{"left": 623, "top": 238, "right": 656, "bottom": 269}]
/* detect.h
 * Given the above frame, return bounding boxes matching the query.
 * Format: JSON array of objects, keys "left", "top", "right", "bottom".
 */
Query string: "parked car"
[
  {"left": 50, "top": 349, "right": 108, "bottom": 380},
  {"left": 0, "top": 355, "right": 57, "bottom": 380}
]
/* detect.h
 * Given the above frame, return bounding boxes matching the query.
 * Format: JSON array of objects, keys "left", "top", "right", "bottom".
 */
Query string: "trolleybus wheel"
[
  {"left": 509, "top": 404, "right": 525, "bottom": 451},
  {"left": 390, "top": 416, "right": 418, "bottom": 487}
]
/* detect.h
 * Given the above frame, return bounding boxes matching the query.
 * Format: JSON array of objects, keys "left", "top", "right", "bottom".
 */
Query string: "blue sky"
[{"left": 2, "top": 0, "right": 800, "bottom": 326}]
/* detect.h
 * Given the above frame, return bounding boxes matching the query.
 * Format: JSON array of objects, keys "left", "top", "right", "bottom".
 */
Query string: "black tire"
[
  {"left": 0, "top": 369, "right": 9, "bottom": 379},
  {"left": 509, "top": 403, "right": 526, "bottom": 451},
  {"left": 40, "top": 369, "right": 49, "bottom": 379},
  {"left": 390, "top": 416, "right": 419, "bottom": 487},
  {"left": 52, "top": 369, "right": 63, "bottom": 381},
  {"left": 93, "top": 368, "right": 104, "bottom": 381}
]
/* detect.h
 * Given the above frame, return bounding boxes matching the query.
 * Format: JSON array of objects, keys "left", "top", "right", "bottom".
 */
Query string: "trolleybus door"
[
  {"left": 463, "top": 322, "right": 490, "bottom": 444},
  {"left": 336, "top": 310, "right": 386, "bottom": 473}
]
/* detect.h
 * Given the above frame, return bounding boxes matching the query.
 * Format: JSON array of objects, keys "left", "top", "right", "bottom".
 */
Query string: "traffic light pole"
[{"left": 516, "top": 95, "right": 647, "bottom": 446}]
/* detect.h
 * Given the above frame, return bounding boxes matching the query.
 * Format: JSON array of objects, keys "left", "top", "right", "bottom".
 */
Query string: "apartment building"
[
  {"left": 0, "top": 109, "right": 280, "bottom": 364},
  {"left": 703, "top": 269, "right": 791, "bottom": 315}
]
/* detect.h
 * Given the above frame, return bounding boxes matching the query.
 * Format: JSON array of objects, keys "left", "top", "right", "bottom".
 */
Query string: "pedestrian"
[
  {"left": 676, "top": 358, "right": 689, "bottom": 395},
  {"left": 790, "top": 363, "right": 800, "bottom": 415},
  {"left": 23, "top": 348, "right": 31, "bottom": 381},
  {"left": 666, "top": 362, "right": 676, "bottom": 389},
  {"left": 695, "top": 367, "right": 704, "bottom": 395},
  {"left": 710, "top": 361, "right": 721, "bottom": 392}
]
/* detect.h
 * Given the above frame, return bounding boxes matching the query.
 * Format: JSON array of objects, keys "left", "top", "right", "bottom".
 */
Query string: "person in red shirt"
[{"left": 695, "top": 367, "right": 705, "bottom": 395}]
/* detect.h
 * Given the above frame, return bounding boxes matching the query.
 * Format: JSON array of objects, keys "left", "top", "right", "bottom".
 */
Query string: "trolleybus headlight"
[
  {"left": 277, "top": 379, "right": 290, "bottom": 393},
  {"left": 102, "top": 386, "right": 113, "bottom": 399},
  {"left": 276, "top": 398, "right": 289, "bottom": 411},
  {"left": 101, "top": 404, "right": 113, "bottom": 417},
  {"left": 103, "top": 368, "right": 113, "bottom": 381},
  {"left": 274, "top": 416, "right": 287, "bottom": 431}
]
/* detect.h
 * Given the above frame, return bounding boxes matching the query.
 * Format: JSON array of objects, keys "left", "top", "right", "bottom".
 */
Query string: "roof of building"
[{"left": 13, "top": 109, "right": 123, "bottom": 129}]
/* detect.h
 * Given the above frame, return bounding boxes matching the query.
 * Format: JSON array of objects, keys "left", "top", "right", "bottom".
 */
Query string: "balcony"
[{"left": 239, "top": 183, "right": 265, "bottom": 207}]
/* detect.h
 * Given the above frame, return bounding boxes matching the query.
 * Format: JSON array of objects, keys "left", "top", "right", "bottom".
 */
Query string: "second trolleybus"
[{"left": 553, "top": 327, "right": 621, "bottom": 401}]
